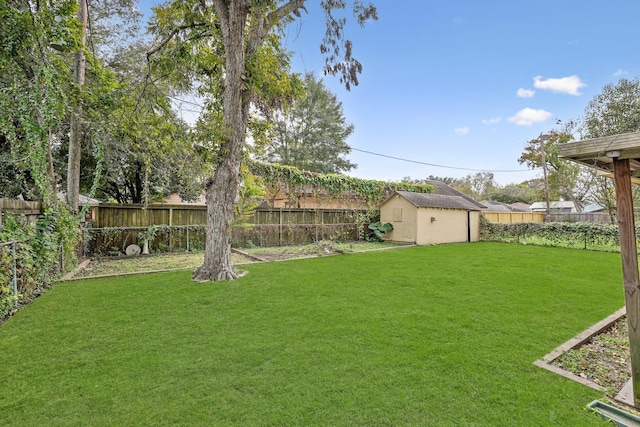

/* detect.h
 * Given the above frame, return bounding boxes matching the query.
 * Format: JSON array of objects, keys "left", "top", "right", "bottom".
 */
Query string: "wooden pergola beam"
[
  {"left": 559, "top": 131, "right": 640, "bottom": 407},
  {"left": 613, "top": 158, "right": 640, "bottom": 407}
]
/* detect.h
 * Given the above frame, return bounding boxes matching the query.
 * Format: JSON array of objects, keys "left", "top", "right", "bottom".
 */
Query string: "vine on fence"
[
  {"left": 0, "top": 210, "right": 77, "bottom": 320},
  {"left": 249, "top": 161, "right": 434, "bottom": 207},
  {"left": 85, "top": 225, "right": 207, "bottom": 257}
]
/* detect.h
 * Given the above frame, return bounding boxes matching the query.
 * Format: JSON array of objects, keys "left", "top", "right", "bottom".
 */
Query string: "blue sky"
[{"left": 140, "top": 1, "right": 640, "bottom": 185}]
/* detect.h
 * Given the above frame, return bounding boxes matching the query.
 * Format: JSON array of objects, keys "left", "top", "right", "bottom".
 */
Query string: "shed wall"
[
  {"left": 380, "top": 195, "right": 417, "bottom": 243},
  {"left": 415, "top": 207, "right": 472, "bottom": 245}
]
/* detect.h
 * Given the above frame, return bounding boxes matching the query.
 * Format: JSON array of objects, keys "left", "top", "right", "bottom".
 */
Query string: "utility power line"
[{"left": 351, "top": 147, "right": 538, "bottom": 173}]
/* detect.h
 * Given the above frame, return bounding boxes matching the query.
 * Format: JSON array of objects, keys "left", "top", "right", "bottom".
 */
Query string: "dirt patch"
[
  {"left": 69, "top": 241, "right": 405, "bottom": 279},
  {"left": 551, "top": 316, "right": 631, "bottom": 397}
]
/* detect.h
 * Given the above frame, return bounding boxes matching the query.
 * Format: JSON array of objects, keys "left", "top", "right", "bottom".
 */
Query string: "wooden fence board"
[
  {"left": 0, "top": 198, "right": 44, "bottom": 226},
  {"left": 483, "top": 211, "right": 544, "bottom": 224},
  {"left": 84, "top": 206, "right": 369, "bottom": 254}
]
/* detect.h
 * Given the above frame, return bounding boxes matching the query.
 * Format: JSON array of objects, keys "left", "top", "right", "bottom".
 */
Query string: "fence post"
[
  {"left": 12, "top": 241, "right": 18, "bottom": 300},
  {"left": 279, "top": 208, "right": 283, "bottom": 247}
]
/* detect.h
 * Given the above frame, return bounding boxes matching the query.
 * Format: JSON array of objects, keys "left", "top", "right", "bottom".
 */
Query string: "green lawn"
[{"left": 0, "top": 242, "right": 624, "bottom": 426}]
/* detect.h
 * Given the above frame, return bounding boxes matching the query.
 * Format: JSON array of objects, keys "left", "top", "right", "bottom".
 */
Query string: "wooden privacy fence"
[
  {"left": 483, "top": 211, "right": 615, "bottom": 224},
  {"left": 482, "top": 211, "right": 544, "bottom": 224},
  {"left": 93, "top": 204, "right": 207, "bottom": 227},
  {"left": 234, "top": 209, "right": 368, "bottom": 247},
  {"left": 548, "top": 212, "right": 612, "bottom": 224},
  {"left": 0, "top": 199, "right": 43, "bottom": 226},
  {"left": 84, "top": 206, "right": 371, "bottom": 255}
]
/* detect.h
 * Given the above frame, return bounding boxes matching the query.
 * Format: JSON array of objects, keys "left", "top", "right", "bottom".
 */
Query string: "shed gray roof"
[
  {"left": 395, "top": 191, "right": 483, "bottom": 211},
  {"left": 422, "top": 180, "right": 486, "bottom": 209}
]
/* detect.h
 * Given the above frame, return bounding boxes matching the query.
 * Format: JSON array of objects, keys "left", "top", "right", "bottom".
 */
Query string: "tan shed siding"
[
  {"left": 380, "top": 195, "right": 416, "bottom": 243},
  {"left": 416, "top": 207, "right": 471, "bottom": 245}
]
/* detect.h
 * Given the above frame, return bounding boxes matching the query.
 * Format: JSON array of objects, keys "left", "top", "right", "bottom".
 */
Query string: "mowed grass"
[{"left": 0, "top": 242, "right": 623, "bottom": 426}]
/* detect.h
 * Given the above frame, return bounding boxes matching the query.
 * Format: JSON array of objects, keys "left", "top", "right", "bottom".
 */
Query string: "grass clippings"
[{"left": 0, "top": 243, "right": 623, "bottom": 426}]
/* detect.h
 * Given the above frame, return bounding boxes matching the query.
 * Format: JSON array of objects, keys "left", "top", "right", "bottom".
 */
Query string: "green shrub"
[
  {"left": 0, "top": 208, "right": 78, "bottom": 320},
  {"left": 480, "top": 215, "right": 621, "bottom": 251},
  {"left": 367, "top": 221, "right": 393, "bottom": 242}
]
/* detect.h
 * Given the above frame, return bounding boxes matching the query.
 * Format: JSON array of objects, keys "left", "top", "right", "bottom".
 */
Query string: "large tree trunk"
[
  {"left": 67, "top": 0, "right": 88, "bottom": 211},
  {"left": 192, "top": 2, "right": 249, "bottom": 281},
  {"left": 193, "top": 155, "right": 244, "bottom": 281}
]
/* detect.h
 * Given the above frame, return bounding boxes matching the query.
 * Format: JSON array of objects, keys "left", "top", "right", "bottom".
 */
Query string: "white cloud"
[
  {"left": 533, "top": 75, "right": 586, "bottom": 96},
  {"left": 508, "top": 108, "right": 552, "bottom": 126},
  {"left": 454, "top": 127, "right": 469, "bottom": 136},
  {"left": 614, "top": 69, "right": 628, "bottom": 77},
  {"left": 517, "top": 88, "right": 535, "bottom": 98},
  {"left": 482, "top": 117, "right": 501, "bottom": 125}
]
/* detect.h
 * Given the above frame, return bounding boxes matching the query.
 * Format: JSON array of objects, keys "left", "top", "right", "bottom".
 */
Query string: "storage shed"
[{"left": 380, "top": 190, "right": 485, "bottom": 245}]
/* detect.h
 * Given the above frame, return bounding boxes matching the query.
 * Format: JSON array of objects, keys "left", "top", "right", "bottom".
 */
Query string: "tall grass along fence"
[
  {"left": 480, "top": 216, "right": 622, "bottom": 252},
  {"left": 83, "top": 206, "right": 372, "bottom": 256}
]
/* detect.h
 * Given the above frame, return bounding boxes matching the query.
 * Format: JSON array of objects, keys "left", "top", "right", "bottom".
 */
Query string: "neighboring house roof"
[
  {"left": 158, "top": 192, "right": 207, "bottom": 206},
  {"left": 394, "top": 191, "right": 484, "bottom": 211},
  {"left": 479, "top": 200, "right": 528, "bottom": 212},
  {"left": 529, "top": 201, "right": 579, "bottom": 211},
  {"left": 56, "top": 191, "right": 100, "bottom": 206},
  {"left": 583, "top": 203, "right": 605, "bottom": 213},
  {"left": 510, "top": 202, "right": 532, "bottom": 212}
]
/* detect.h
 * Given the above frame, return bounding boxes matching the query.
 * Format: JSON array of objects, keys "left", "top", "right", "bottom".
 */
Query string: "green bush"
[
  {"left": 480, "top": 215, "right": 621, "bottom": 251},
  {"left": 0, "top": 208, "right": 78, "bottom": 320},
  {"left": 367, "top": 221, "right": 394, "bottom": 242}
]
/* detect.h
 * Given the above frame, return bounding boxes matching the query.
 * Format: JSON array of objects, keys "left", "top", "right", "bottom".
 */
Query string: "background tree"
[
  {"left": 257, "top": 72, "right": 356, "bottom": 174},
  {"left": 149, "top": 0, "right": 377, "bottom": 281},
  {"left": 67, "top": 0, "right": 89, "bottom": 211},
  {"left": 486, "top": 183, "right": 537, "bottom": 204},
  {"left": 518, "top": 121, "right": 587, "bottom": 209},
  {"left": 453, "top": 172, "right": 496, "bottom": 201},
  {"left": 582, "top": 77, "right": 640, "bottom": 138},
  {"left": 54, "top": 41, "right": 203, "bottom": 204},
  {"left": 579, "top": 77, "right": 640, "bottom": 219},
  {"left": 0, "top": 0, "right": 79, "bottom": 203}
]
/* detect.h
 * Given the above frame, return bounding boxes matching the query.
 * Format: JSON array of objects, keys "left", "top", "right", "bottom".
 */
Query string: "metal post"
[{"left": 12, "top": 241, "right": 18, "bottom": 300}]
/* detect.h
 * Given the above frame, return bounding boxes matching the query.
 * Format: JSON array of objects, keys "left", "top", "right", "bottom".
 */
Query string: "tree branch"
[
  {"left": 211, "top": 0, "right": 230, "bottom": 37},
  {"left": 269, "top": 0, "right": 307, "bottom": 24},
  {"left": 145, "top": 23, "right": 206, "bottom": 60}
]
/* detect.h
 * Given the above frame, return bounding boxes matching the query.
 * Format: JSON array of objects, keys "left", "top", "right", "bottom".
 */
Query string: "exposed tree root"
[{"left": 192, "top": 265, "right": 247, "bottom": 282}]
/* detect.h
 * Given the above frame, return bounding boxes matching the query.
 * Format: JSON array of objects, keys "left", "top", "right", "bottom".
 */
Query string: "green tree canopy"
[
  {"left": 54, "top": 41, "right": 204, "bottom": 204},
  {"left": 257, "top": 72, "right": 356, "bottom": 174},
  {"left": 518, "top": 122, "right": 588, "bottom": 204},
  {"left": 148, "top": 0, "right": 377, "bottom": 281},
  {"left": 0, "top": 0, "right": 81, "bottom": 201},
  {"left": 579, "top": 77, "right": 640, "bottom": 220}
]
